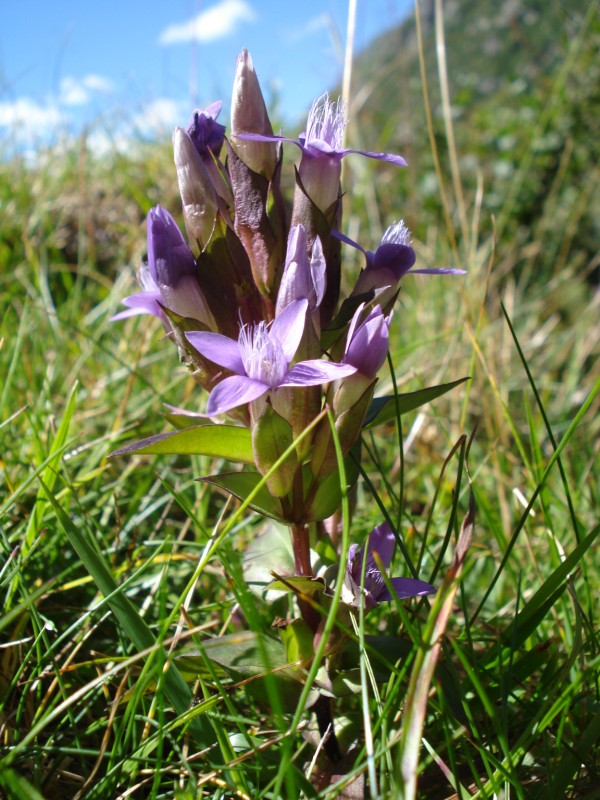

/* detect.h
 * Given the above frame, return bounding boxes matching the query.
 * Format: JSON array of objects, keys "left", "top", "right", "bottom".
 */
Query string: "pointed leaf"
[
  {"left": 267, "top": 575, "right": 328, "bottom": 598},
  {"left": 110, "top": 424, "right": 254, "bottom": 464},
  {"left": 199, "top": 471, "right": 284, "bottom": 520},
  {"left": 243, "top": 522, "right": 295, "bottom": 597},
  {"left": 363, "top": 377, "right": 469, "bottom": 429}
]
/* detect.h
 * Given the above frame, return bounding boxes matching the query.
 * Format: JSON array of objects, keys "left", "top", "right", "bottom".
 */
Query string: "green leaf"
[
  {"left": 267, "top": 575, "right": 328, "bottom": 598},
  {"left": 498, "top": 523, "right": 599, "bottom": 653},
  {"left": 363, "top": 377, "right": 470, "bottom": 429},
  {"left": 243, "top": 522, "right": 295, "bottom": 597},
  {"left": 176, "top": 630, "right": 315, "bottom": 712},
  {"left": 109, "top": 424, "right": 254, "bottom": 464},
  {"left": 276, "top": 618, "right": 315, "bottom": 666},
  {"left": 177, "top": 630, "right": 289, "bottom": 677},
  {"left": 199, "top": 471, "right": 284, "bottom": 520}
]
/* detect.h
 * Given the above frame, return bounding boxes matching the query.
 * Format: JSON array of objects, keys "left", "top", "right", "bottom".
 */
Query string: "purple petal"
[
  {"left": 271, "top": 298, "right": 308, "bottom": 363},
  {"left": 344, "top": 305, "right": 390, "bottom": 378},
  {"left": 371, "top": 242, "right": 416, "bottom": 279},
  {"left": 236, "top": 131, "right": 301, "bottom": 148},
  {"left": 367, "top": 522, "right": 395, "bottom": 569},
  {"left": 163, "top": 403, "right": 207, "bottom": 418},
  {"left": 187, "top": 102, "right": 226, "bottom": 158},
  {"left": 282, "top": 359, "right": 356, "bottom": 386},
  {"left": 310, "top": 236, "right": 326, "bottom": 307},
  {"left": 206, "top": 375, "right": 267, "bottom": 416},
  {"left": 411, "top": 268, "right": 467, "bottom": 275},
  {"left": 186, "top": 331, "right": 244, "bottom": 374},
  {"left": 332, "top": 228, "right": 367, "bottom": 255},
  {"left": 382, "top": 577, "right": 436, "bottom": 601},
  {"left": 111, "top": 290, "right": 163, "bottom": 321},
  {"left": 276, "top": 226, "right": 310, "bottom": 314},
  {"left": 338, "top": 148, "right": 408, "bottom": 167}
]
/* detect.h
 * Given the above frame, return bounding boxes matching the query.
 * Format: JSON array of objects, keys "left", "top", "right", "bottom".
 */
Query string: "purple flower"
[
  {"left": 239, "top": 93, "right": 406, "bottom": 211},
  {"left": 186, "top": 101, "right": 226, "bottom": 160},
  {"left": 185, "top": 299, "right": 357, "bottom": 416},
  {"left": 240, "top": 93, "right": 407, "bottom": 168},
  {"left": 347, "top": 221, "right": 466, "bottom": 296},
  {"left": 275, "top": 225, "right": 326, "bottom": 317},
  {"left": 112, "top": 206, "right": 215, "bottom": 327},
  {"left": 345, "top": 522, "right": 435, "bottom": 609},
  {"left": 343, "top": 304, "right": 391, "bottom": 379}
]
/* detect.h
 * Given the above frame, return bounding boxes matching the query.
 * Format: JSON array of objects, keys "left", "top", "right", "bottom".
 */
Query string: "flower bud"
[
  {"left": 230, "top": 49, "right": 278, "bottom": 178},
  {"left": 275, "top": 225, "right": 326, "bottom": 319},
  {"left": 343, "top": 304, "right": 390, "bottom": 380},
  {"left": 187, "top": 101, "right": 226, "bottom": 160},
  {"left": 173, "top": 127, "right": 219, "bottom": 255},
  {"left": 147, "top": 205, "right": 215, "bottom": 327}
]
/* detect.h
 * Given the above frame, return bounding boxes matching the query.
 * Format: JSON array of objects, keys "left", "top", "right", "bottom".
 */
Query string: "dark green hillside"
[{"left": 348, "top": 0, "right": 599, "bottom": 282}]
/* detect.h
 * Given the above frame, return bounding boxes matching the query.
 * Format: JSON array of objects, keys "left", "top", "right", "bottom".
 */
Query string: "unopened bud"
[
  {"left": 173, "top": 127, "right": 219, "bottom": 255},
  {"left": 230, "top": 49, "right": 278, "bottom": 178}
]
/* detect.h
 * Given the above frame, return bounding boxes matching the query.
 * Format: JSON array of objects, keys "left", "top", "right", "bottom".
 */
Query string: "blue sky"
[{"left": 0, "top": 0, "right": 410, "bottom": 152}]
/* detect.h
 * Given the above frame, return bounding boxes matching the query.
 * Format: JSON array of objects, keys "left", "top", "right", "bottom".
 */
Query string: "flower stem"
[{"left": 291, "top": 523, "right": 312, "bottom": 576}]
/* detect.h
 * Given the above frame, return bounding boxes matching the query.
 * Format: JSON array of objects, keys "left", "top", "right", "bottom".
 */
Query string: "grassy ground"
[{"left": 1, "top": 8, "right": 599, "bottom": 800}]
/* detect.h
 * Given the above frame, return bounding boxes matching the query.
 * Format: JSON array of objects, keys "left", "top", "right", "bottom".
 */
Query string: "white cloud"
[
  {"left": 0, "top": 97, "right": 63, "bottom": 129},
  {"left": 81, "top": 74, "right": 114, "bottom": 93},
  {"left": 131, "top": 98, "right": 184, "bottom": 136},
  {"left": 159, "top": 0, "right": 255, "bottom": 45},
  {"left": 60, "top": 74, "right": 114, "bottom": 106}
]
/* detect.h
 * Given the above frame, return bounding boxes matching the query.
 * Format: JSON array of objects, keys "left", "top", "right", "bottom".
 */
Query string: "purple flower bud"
[
  {"left": 343, "top": 304, "right": 391, "bottom": 379},
  {"left": 230, "top": 49, "right": 278, "bottom": 178},
  {"left": 344, "top": 523, "right": 435, "bottom": 609},
  {"left": 275, "top": 224, "right": 326, "bottom": 317},
  {"left": 186, "top": 101, "right": 226, "bottom": 160},
  {"left": 147, "top": 205, "right": 215, "bottom": 326}
]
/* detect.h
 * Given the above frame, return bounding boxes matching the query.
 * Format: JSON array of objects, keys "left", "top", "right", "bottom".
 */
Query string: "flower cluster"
[{"left": 114, "top": 49, "right": 463, "bottom": 608}]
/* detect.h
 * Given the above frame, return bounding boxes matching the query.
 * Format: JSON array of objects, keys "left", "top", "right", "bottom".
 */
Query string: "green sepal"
[
  {"left": 363, "top": 377, "right": 470, "bottom": 429},
  {"left": 199, "top": 471, "right": 284, "bottom": 520},
  {"left": 252, "top": 403, "right": 297, "bottom": 497},
  {"left": 109, "top": 424, "right": 254, "bottom": 464},
  {"left": 161, "top": 304, "right": 217, "bottom": 387},
  {"left": 195, "top": 215, "right": 263, "bottom": 338},
  {"left": 275, "top": 618, "right": 315, "bottom": 667},
  {"left": 303, "top": 450, "right": 360, "bottom": 522},
  {"left": 267, "top": 575, "right": 328, "bottom": 598},
  {"left": 312, "top": 378, "right": 376, "bottom": 477}
]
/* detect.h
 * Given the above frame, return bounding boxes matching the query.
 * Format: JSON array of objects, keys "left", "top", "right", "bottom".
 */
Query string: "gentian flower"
[
  {"left": 185, "top": 298, "right": 356, "bottom": 416},
  {"left": 275, "top": 224, "right": 326, "bottom": 317},
  {"left": 343, "top": 303, "right": 391, "bottom": 379},
  {"left": 112, "top": 206, "right": 215, "bottom": 327},
  {"left": 186, "top": 101, "right": 226, "bottom": 160},
  {"left": 239, "top": 93, "right": 406, "bottom": 212},
  {"left": 348, "top": 221, "right": 466, "bottom": 297},
  {"left": 344, "top": 522, "right": 435, "bottom": 609}
]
